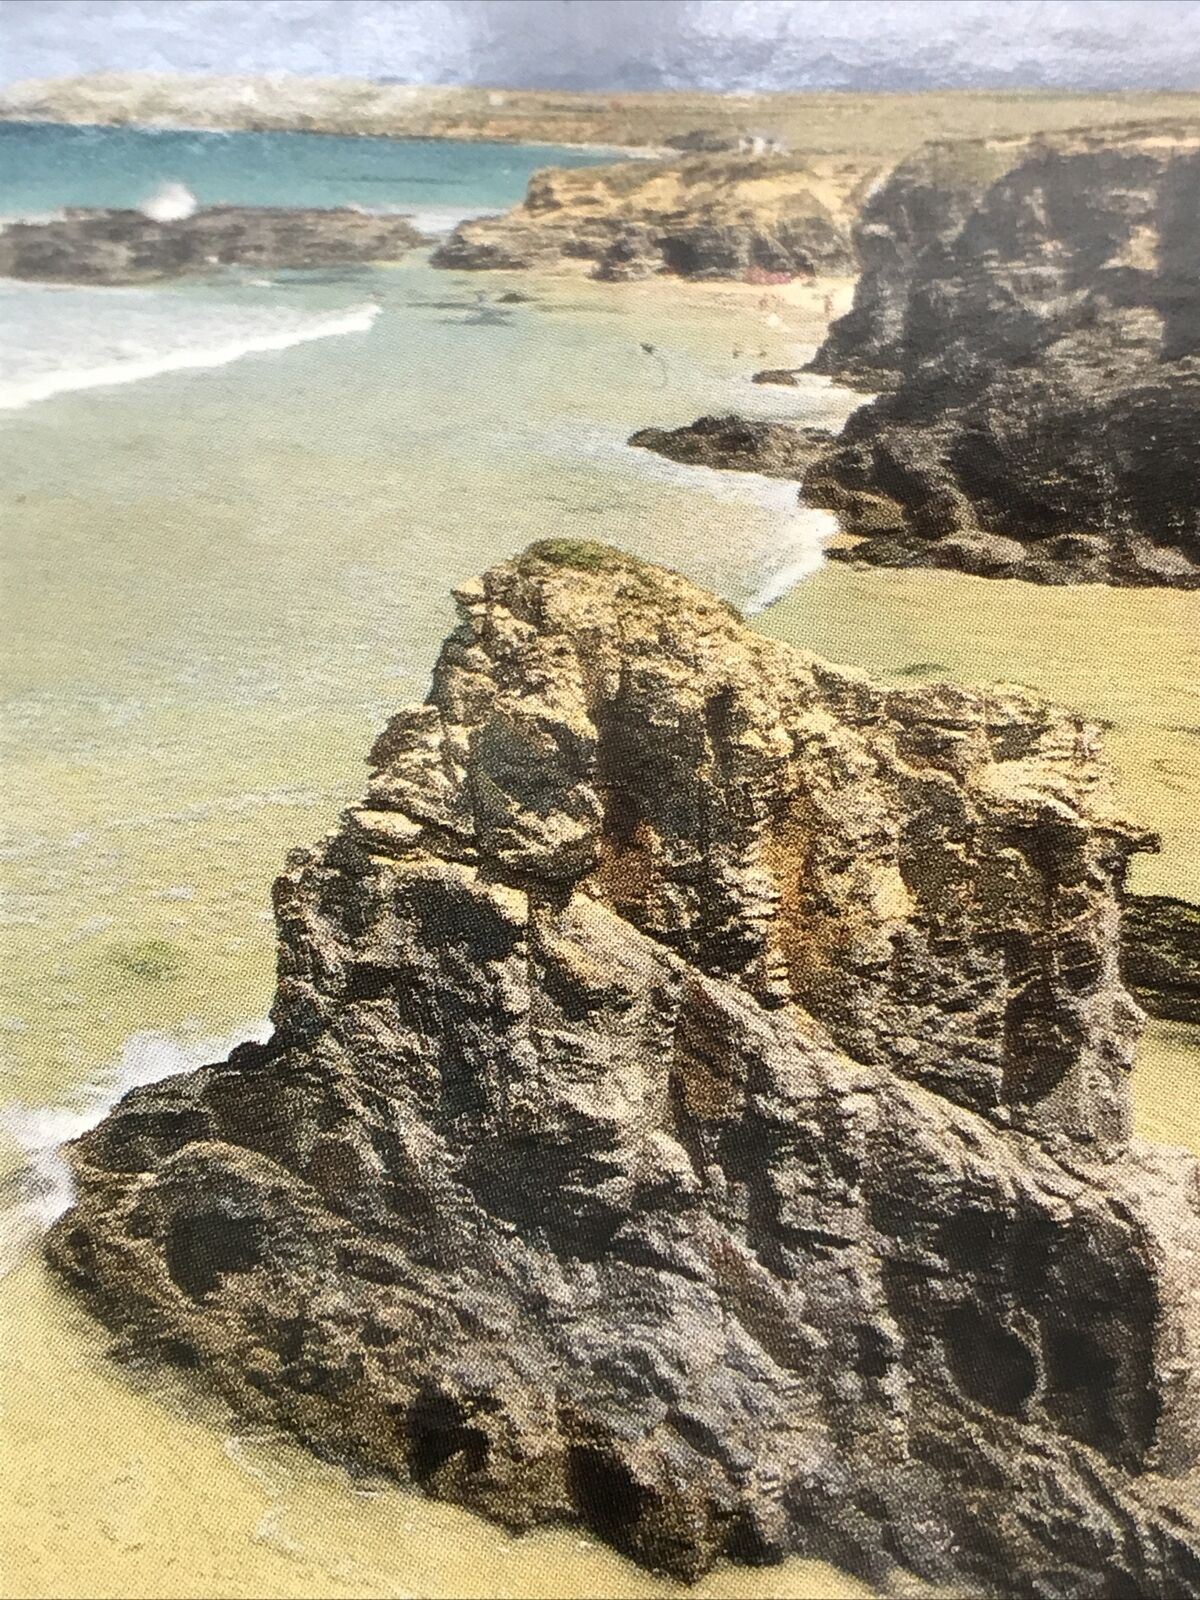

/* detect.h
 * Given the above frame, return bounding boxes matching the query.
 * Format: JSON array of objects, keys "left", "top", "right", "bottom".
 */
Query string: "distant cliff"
[
  {"left": 50, "top": 544, "right": 1200, "bottom": 1596},
  {"left": 6, "top": 74, "right": 1200, "bottom": 157},
  {"left": 431, "top": 154, "right": 872, "bottom": 280},
  {"left": 804, "top": 126, "right": 1200, "bottom": 587}
]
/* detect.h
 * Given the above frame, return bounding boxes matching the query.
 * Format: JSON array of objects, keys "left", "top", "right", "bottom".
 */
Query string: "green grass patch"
[{"left": 520, "top": 538, "right": 656, "bottom": 575}]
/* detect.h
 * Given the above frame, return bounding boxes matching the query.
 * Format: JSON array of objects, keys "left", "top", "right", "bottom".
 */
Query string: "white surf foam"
[
  {"left": 0, "top": 1017, "right": 272, "bottom": 1277},
  {"left": 743, "top": 506, "right": 842, "bottom": 614},
  {"left": 405, "top": 205, "right": 495, "bottom": 237},
  {"left": 139, "top": 180, "right": 198, "bottom": 222},
  {"left": 0, "top": 283, "right": 382, "bottom": 412}
]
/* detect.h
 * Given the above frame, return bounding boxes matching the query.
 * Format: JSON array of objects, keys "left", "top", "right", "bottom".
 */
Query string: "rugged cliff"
[
  {"left": 804, "top": 127, "right": 1200, "bottom": 587},
  {"left": 0, "top": 206, "right": 424, "bottom": 285},
  {"left": 431, "top": 156, "right": 871, "bottom": 280},
  {"left": 50, "top": 545, "right": 1200, "bottom": 1596}
]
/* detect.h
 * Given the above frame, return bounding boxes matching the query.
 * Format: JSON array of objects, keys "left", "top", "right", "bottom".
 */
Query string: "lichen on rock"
[{"left": 49, "top": 546, "right": 1200, "bottom": 1595}]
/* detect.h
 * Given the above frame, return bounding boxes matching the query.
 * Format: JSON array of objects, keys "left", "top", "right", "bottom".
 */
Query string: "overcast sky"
[{"left": 3, "top": 0, "right": 1198, "bottom": 92}]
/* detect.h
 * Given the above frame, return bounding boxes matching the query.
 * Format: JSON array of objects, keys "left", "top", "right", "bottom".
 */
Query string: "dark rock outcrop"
[
  {"left": 807, "top": 137, "right": 1026, "bottom": 391},
  {"left": 629, "top": 414, "right": 834, "bottom": 478},
  {"left": 49, "top": 545, "right": 1200, "bottom": 1596},
  {"left": 804, "top": 128, "right": 1200, "bottom": 587},
  {"left": 751, "top": 367, "right": 806, "bottom": 386},
  {"left": 431, "top": 156, "right": 868, "bottom": 282},
  {"left": 1123, "top": 893, "right": 1200, "bottom": 1023},
  {"left": 0, "top": 205, "right": 424, "bottom": 284}
]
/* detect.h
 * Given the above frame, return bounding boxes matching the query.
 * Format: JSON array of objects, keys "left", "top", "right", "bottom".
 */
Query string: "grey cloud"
[{"left": 1, "top": 0, "right": 1197, "bottom": 90}]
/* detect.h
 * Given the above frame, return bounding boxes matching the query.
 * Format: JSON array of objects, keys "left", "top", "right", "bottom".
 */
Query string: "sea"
[{"left": 1, "top": 121, "right": 1197, "bottom": 1600}]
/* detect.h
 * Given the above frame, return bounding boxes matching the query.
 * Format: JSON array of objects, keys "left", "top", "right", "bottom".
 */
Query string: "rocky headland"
[
  {"left": 0, "top": 205, "right": 424, "bottom": 285},
  {"left": 431, "top": 155, "right": 872, "bottom": 281},
  {"left": 802, "top": 126, "right": 1200, "bottom": 587},
  {"left": 49, "top": 543, "right": 1200, "bottom": 1597}
]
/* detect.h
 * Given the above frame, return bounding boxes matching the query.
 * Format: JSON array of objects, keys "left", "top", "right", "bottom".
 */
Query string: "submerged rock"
[
  {"left": 0, "top": 205, "right": 424, "bottom": 284},
  {"left": 50, "top": 544, "right": 1200, "bottom": 1595},
  {"left": 628, "top": 414, "right": 834, "bottom": 478},
  {"left": 804, "top": 126, "right": 1200, "bottom": 588}
]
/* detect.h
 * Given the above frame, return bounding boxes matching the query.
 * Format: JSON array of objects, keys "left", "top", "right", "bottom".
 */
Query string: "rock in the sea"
[
  {"left": 1123, "top": 893, "right": 1200, "bottom": 1023},
  {"left": 0, "top": 205, "right": 424, "bottom": 284},
  {"left": 432, "top": 155, "right": 869, "bottom": 281},
  {"left": 751, "top": 367, "right": 805, "bottom": 386},
  {"left": 50, "top": 544, "right": 1200, "bottom": 1596},
  {"left": 804, "top": 127, "right": 1200, "bottom": 588},
  {"left": 629, "top": 414, "right": 834, "bottom": 478}
]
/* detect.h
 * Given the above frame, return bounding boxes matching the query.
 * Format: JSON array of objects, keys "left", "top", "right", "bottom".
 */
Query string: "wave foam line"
[
  {"left": 0, "top": 1017, "right": 272, "bottom": 1276},
  {"left": 743, "top": 506, "right": 842, "bottom": 615},
  {"left": 405, "top": 205, "right": 494, "bottom": 236},
  {"left": 0, "top": 302, "right": 381, "bottom": 412}
]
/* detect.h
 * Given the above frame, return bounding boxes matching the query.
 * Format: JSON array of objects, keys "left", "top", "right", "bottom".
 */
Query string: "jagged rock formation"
[
  {"left": 50, "top": 544, "right": 1200, "bottom": 1596},
  {"left": 1123, "top": 894, "right": 1200, "bottom": 1024},
  {"left": 431, "top": 156, "right": 870, "bottom": 281},
  {"left": 0, "top": 206, "right": 423, "bottom": 284},
  {"left": 803, "top": 127, "right": 1200, "bottom": 587},
  {"left": 629, "top": 415, "right": 834, "bottom": 477}
]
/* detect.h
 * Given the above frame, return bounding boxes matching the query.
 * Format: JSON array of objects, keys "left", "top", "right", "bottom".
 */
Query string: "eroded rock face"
[
  {"left": 804, "top": 129, "right": 1200, "bottom": 587},
  {"left": 431, "top": 156, "right": 868, "bottom": 281},
  {"left": 50, "top": 544, "right": 1200, "bottom": 1595},
  {"left": 0, "top": 206, "right": 424, "bottom": 284}
]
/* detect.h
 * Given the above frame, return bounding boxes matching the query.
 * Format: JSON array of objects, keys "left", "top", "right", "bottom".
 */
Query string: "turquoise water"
[
  {"left": 0, "top": 123, "right": 637, "bottom": 413},
  {"left": 0, "top": 120, "right": 615, "bottom": 220}
]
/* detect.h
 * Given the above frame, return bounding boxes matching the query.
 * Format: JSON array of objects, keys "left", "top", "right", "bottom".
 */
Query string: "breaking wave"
[
  {"left": 0, "top": 283, "right": 381, "bottom": 411},
  {"left": 0, "top": 1018, "right": 271, "bottom": 1276}
]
